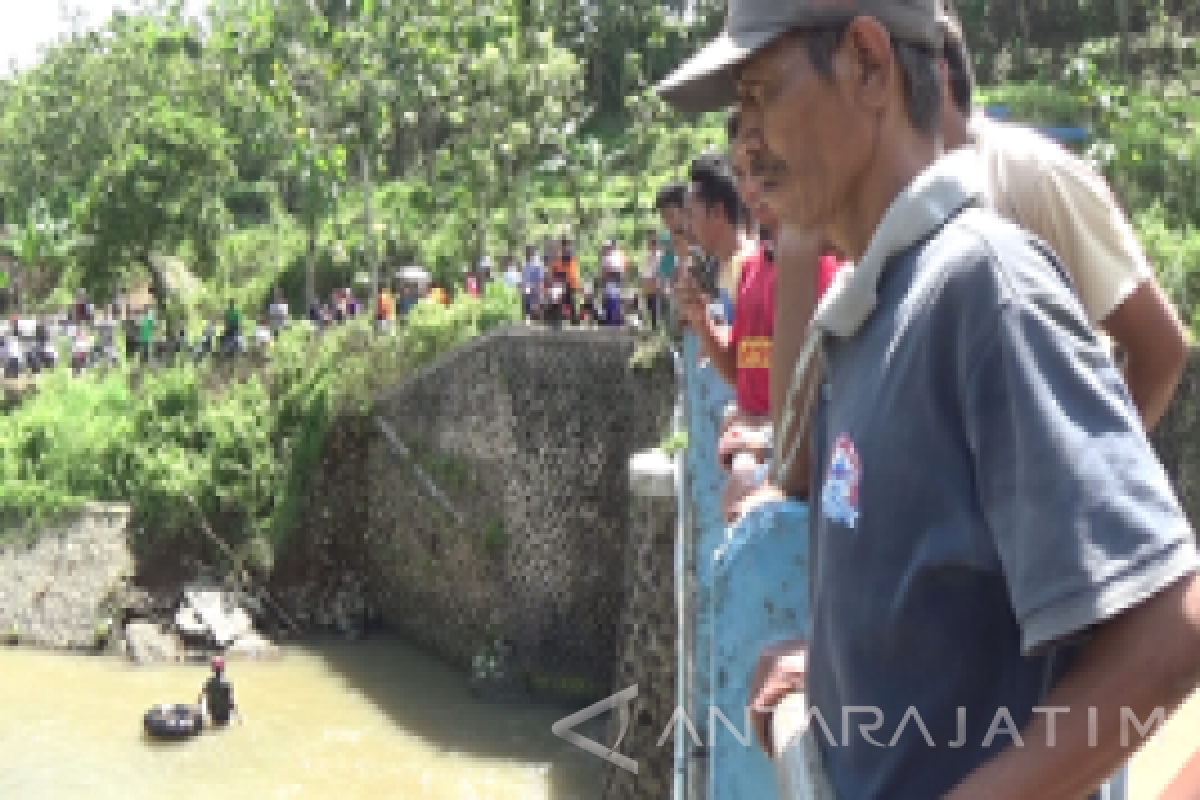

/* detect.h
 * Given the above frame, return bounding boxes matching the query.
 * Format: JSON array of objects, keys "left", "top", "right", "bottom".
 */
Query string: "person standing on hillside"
[
  {"left": 501, "top": 256, "right": 522, "bottom": 290},
  {"left": 521, "top": 244, "right": 545, "bottom": 320},
  {"left": 600, "top": 239, "right": 628, "bottom": 288},
  {"left": 552, "top": 236, "right": 581, "bottom": 323},
  {"left": 72, "top": 289, "right": 94, "bottom": 325},
  {"left": 464, "top": 267, "right": 481, "bottom": 298},
  {"left": 640, "top": 230, "right": 663, "bottom": 330},
  {"left": 138, "top": 307, "right": 155, "bottom": 365},
  {"left": 222, "top": 298, "right": 242, "bottom": 355},
  {"left": 376, "top": 285, "right": 394, "bottom": 329},
  {"left": 268, "top": 288, "right": 289, "bottom": 334}
]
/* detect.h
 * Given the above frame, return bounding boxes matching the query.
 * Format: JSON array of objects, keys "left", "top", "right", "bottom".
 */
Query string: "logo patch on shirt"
[
  {"left": 822, "top": 434, "right": 861, "bottom": 529},
  {"left": 737, "top": 337, "right": 772, "bottom": 370}
]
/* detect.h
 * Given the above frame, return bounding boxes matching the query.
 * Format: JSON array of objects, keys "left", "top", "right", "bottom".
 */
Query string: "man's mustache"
[{"left": 749, "top": 152, "right": 789, "bottom": 182}]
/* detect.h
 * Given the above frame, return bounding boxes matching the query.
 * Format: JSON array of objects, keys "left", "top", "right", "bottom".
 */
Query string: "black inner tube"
[{"left": 144, "top": 704, "right": 204, "bottom": 740}]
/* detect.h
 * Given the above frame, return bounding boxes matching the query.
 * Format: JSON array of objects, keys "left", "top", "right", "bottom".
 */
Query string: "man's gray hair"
[
  {"left": 799, "top": 20, "right": 943, "bottom": 136},
  {"left": 893, "top": 41, "right": 942, "bottom": 134}
]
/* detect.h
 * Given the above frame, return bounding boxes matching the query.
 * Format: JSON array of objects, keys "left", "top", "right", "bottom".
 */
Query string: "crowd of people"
[
  {"left": 651, "top": 0, "right": 1200, "bottom": 798},
  {"left": 0, "top": 240, "right": 680, "bottom": 382},
  {"left": 443, "top": 237, "right": 671, "bottom": 330},
  {"left": 0, "top": 282, "right": 419, "bottom": 381}
]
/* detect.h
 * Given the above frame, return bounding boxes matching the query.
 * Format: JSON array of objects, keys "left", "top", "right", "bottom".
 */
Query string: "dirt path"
[{"left": 1132, "top": 688, "right": 1199, "bottom": 798}]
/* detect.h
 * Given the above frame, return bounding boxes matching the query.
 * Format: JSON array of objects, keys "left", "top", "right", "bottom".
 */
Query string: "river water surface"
[{"left": 0, "top": 637, "right": 602, "bottom": 800}]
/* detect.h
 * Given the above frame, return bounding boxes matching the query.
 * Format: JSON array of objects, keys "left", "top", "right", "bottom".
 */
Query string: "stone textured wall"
[
  {"left": 367, "top": 326, "right": 675, "bottom": 700},
  {"left": 0, "top": 503, "right": 133, "bottom": 648},
  {"left": 601, "top": 489, "right": 679, "bottom": 800},
  {"left": 269, "top": 414, "right": 374, "bottom": 630}
]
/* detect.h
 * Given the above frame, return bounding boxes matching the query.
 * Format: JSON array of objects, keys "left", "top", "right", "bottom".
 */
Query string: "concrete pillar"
[{"left": 601, "top": 449, "right": 678, "bottom": 800}]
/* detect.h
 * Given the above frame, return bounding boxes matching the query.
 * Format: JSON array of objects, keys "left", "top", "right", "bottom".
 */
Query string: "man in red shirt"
[{"left": 676, "top": 111, "right": 783, "bottom": 522}]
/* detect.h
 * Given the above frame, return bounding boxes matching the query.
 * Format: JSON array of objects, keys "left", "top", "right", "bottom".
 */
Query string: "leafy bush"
[
  {"left": 0, "top": 283, "right": 522, "bottom": 568},
  {"left": 1134, "top": 205, "right": 1200, "bottom": 334},
  {"left": 404, "top": 281, "right": 522, "bottom": 369},
  {"left": 980, "top": 72, "right": 1200, "bottom": 232}
]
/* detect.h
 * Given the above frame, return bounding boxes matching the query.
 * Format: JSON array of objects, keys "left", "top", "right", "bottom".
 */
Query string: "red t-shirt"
[
  {"left": 817, "top": 250, "right": 841, "bottom": 299},
  {"left": 730, "top": 244, "right": 775, "bottom": 416}
]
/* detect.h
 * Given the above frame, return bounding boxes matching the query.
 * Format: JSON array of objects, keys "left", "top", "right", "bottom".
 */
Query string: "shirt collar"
[{"left": 814, "top": 148, "right": 986, "bottom": 338}]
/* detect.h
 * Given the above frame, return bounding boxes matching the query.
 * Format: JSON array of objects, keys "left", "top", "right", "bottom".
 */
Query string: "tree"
[
  {"left": 0, "top": 198, "right": 82, "bottom": 307},
  {"left": 74, "top": 99, "right": 235, "bottom": 312}
]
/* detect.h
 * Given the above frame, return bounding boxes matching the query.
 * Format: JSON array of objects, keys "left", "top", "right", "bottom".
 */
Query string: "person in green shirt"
[
  {"left": 222, "top": 299, "right": 242, "bottom": 356},
  {"left": 138, "top": 308, "right": 155, "bottom": 364}
]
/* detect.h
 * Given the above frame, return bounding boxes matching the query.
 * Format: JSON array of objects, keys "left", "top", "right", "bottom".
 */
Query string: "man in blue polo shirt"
[{"left": 658, "top": 1, "right": 1200, "bottom": 798}]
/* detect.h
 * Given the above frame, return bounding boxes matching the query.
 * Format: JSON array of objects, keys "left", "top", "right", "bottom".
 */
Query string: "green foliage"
[
  {"left": 0, "top": 0, "right": 729, "bottom": 305},
  {"left": 404, "top": 281, "right": 522, "bottom": 369},
  {"left": 1133, "top": 204, "right": 1200, "bottom": 333},
  {"left": 421, "top": 452, "right": 473, "bottom": 493},
  {"left": 629, "top": 331, "right": 673, "bottom": 371},
  {"left": 3, "top": 0, "right": 1200, "bottom": 560},
  {"left": 481, "top": 518, "right": 507, "bottom": 558},
  {"left": 660, "top": 430, "right": 689, "bottom": 456},
  {"left": 0, "top": 286, "right": 521, "bottom": 561},
  {"left": 74, "top": 100, "right": 235, "bottom": 306},
  {"left": 525, "top": 670, "right": 605, "bottom": 703},
  {"left": 982, "top": 69, "right": 1200, "bottom": 232},
  {"left": 0, "top": 199, "right": 82, "bottom": 290}
]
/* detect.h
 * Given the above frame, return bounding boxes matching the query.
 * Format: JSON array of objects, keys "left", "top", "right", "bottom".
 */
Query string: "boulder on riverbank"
[
  {"left": 226, "top": 630, "right": 281, "bottom": 661},
  {"left": 124, "top": 621, "right": 182, "bottom": 664},
  {"left": 175, "top": 587, "right": 254, "bottom": 646},
  {"left": 122, "top": 582, "right": 282, "bottom": 664}
]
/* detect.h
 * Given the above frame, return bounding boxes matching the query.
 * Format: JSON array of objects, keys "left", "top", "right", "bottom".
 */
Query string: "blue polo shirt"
[{"left": 805, "top": 157, "right": 1197, "bottom": 799}]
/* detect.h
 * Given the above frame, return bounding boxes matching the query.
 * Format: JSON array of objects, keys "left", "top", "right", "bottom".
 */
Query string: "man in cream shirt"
[{"left": 941, "top": 7, "right": 1186, "bottom": 430}]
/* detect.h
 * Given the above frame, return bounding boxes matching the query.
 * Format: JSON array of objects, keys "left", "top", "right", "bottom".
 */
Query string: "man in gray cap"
[{"left": 659, "top": 2, "right": 1200, "bottom": 799}]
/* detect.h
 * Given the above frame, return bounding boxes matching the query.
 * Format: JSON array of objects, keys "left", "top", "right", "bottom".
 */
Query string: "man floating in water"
[{"left": 198, "top": 656, "right": 243, "bottom": 727}]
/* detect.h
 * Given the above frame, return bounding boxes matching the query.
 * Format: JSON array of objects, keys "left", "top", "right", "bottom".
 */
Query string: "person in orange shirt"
[
  {"left": 376, "top": 286, "right": 394, "bottom": 326},
  {"left": 428, "top": 283, "right": 449, "bottom": 306},
  {"left": 552, "top": 236, "right": 581, "bottom": 322}
]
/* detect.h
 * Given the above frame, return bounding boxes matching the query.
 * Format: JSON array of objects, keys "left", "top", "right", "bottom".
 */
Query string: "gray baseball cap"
[{"left": 657, "top": 0, "right": 944, "bottom": 113}]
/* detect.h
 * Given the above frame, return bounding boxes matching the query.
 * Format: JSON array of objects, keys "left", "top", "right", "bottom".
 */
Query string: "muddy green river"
[
  {"left": 3, "top": 636, "right": 1195, "bottom": 799},
  {"left": 0, "top": 638, "right": 601, "bottom": 800}
]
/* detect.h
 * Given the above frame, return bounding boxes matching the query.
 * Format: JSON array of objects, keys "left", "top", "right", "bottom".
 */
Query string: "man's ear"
[{"left": 834, "top": 16, "right": 897, "bottom": 114}]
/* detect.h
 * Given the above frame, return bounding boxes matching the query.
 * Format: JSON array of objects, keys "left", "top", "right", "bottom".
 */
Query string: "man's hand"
[
  {"left": 717, "top": 421, "right": 771, "bottom": 468},
  {"left": 749, "top": 639, "right": 808, "bottom": 757},
  {"left": 674, "top": 270, "right": 710, "bottom": 329}
]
